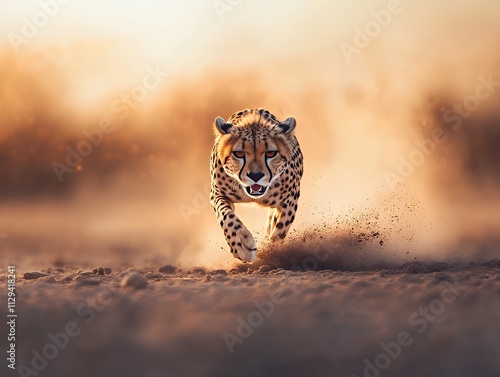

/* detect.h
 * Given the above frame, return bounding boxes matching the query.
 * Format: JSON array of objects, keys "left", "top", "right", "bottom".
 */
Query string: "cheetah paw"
[{"left": 231, "top": 229, "right": 256, "bottom": 263}]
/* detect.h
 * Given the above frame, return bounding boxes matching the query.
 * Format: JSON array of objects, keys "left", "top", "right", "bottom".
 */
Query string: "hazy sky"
[{"left": 1, "top": 1, "right": 390, "bottom": 65}]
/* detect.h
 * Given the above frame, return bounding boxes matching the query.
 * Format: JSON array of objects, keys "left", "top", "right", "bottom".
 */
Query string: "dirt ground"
[{"left": 1, "top": 257, "right": 499, "bottom": 377}]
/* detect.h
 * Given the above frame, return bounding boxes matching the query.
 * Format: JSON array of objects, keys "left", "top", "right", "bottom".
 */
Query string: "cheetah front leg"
[
  {"left": 268, "top": 203, "right": 297, "bottom": 242},
  {"left": 210, "top": 193, "right": 257, "bottom": 262}
]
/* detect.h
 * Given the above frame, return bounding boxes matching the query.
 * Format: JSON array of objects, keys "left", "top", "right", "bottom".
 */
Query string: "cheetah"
[{"left": 210, "top": 108, "right": 303, "bottom": 262}]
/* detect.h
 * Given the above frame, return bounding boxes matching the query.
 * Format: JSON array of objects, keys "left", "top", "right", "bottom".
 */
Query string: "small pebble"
[
  {"left": 121, "top": 272, "right": 148, "bottom": 289},
  {"left": 259, "top": 265, "right": 271, "bottom": 273},
  {"left": 42, "top": 276, "right": 56, "bottom": 284},
  {"left": 92, "top": 267, "right": 111, "bottom": 275},
  {"left": 192, "top": 267, "right": 206, "bottom": 275},
  {"left": 159, "top": 265, "right": 177, "bottom": 274},
  {"left": 60, "top": 274, "right": 77, "bottom": 283},
  {"left": 74, "top": 276, "right": 101, "bottom": 286},
  {"left": 78, "top": 271, "right": 95, "bottom": 277},
  {"left": 23, "top": 272, "right": 48, "bottom": 280},
  {"left": 119, "top": 268, "right": 140, "bottom": 279},
  {"left": 209, "top": 269, "right": 227, "bottom": 276}
]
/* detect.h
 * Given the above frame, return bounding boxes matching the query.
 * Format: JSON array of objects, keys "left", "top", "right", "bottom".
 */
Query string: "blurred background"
[{"left": 1, "top": 0, "right": 499, "bottom": 270}]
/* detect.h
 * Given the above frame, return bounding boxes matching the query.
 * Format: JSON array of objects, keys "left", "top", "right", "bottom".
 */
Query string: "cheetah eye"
[
  {"left": 232, "top": 151, "right": 245, "bottom": 159},
  {"left": 265, "top": 151, "right": 278, "bottom": 158}
]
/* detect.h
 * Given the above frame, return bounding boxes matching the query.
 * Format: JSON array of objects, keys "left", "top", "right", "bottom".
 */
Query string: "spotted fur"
[{"left": 210, "top": 108, "right": 303, "bottom": 262}]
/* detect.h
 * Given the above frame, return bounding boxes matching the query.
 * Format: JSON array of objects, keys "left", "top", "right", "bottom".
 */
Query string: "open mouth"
[{"left": 245, "top": 184, "right": 267, "bottom": 197}]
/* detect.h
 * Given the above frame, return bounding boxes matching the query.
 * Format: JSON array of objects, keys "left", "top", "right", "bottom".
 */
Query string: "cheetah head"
[{"left": 213, "top": 112, "right": 296, "bottom": 199}]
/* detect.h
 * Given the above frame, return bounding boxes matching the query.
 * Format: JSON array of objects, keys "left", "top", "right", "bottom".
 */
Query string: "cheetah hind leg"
[{"left": 265, "top": 208, "right": 279, "bottom": 240}]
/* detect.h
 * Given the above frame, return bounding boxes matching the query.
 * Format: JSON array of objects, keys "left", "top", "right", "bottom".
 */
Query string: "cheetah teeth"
[{"left": 247, "top": 184, "right": 266, "bottom": 196}]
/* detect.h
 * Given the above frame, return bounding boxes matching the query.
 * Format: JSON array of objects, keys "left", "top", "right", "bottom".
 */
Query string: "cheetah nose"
[{"left": 247, "top": 172, "right": 264, "bottom": 182}]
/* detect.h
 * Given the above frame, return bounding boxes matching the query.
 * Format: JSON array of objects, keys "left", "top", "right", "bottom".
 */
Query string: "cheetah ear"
[
  {"left": 214, "top": 116, "right": 233, "bottom": 135},
  {"left": 278, "top": 117, "right": 296, "bottom": 134}
]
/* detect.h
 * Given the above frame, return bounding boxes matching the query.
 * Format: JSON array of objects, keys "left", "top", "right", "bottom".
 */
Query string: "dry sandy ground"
[{"left": 1, "top": 258, "right": 500, "bottom": 377}]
